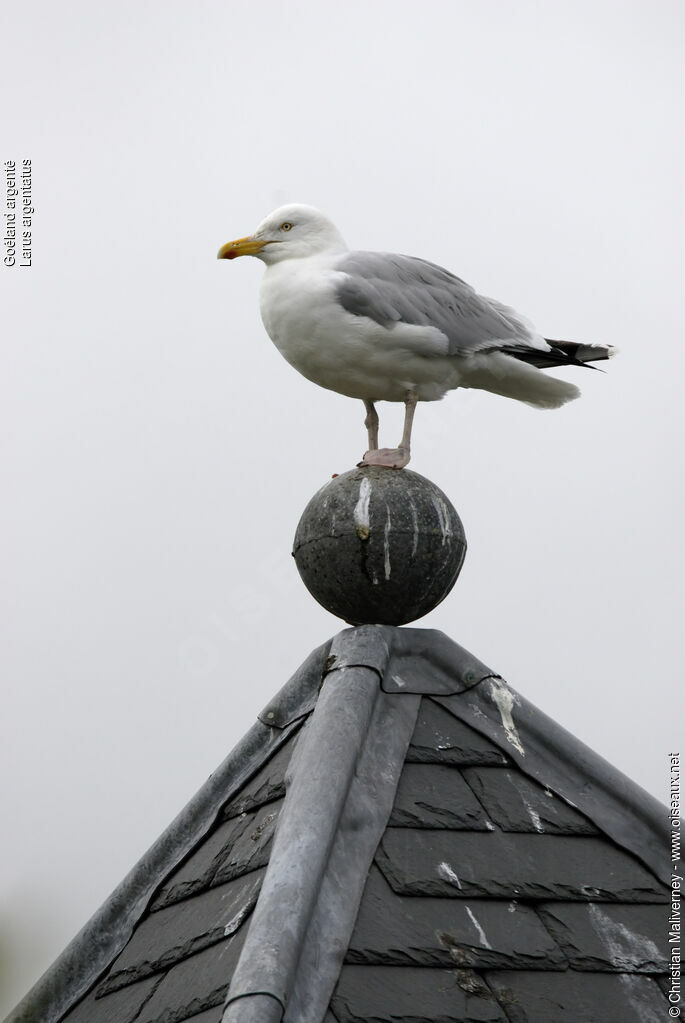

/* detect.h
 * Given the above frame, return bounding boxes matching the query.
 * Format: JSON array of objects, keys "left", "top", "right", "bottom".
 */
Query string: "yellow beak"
[{"left": 217, "top": 236, "right": 270, "bottom": 260}]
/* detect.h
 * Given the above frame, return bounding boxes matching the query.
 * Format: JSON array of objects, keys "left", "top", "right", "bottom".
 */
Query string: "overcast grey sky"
[{"left": 2, "top": 0, "right": 683, "bottom": 1014}]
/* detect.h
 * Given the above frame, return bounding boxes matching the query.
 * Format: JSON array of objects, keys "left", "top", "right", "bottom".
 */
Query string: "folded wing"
[
  {"left": 335, "top": 251, "right": 549, "bottom": 357},
  {"left": 335, "top": 252, "right": 613, "bottom": 368}
]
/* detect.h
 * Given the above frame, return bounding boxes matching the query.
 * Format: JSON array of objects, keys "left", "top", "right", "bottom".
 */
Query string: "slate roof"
[{"left": 6, "top": 625, "right": 670, "bottom": 1023}]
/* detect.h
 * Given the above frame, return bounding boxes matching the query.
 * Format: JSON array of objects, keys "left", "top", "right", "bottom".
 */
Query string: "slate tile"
[
  {"left": 211, "top": 798, "right": 282, "bottom": 886},
  {"left": 151, "top": 799, "right": 282, "bottom": 909},
  {"left": 136, "top": 928, "right": 246, "bottom": 1023},
  {"left": 331, "top": 965, "right": 508, "bottom": 1022},
  {"left": 538, "top": 902, "right": 669, "bottom": 971},
  {"left": 150, "top": 814, "right": 252, "bottom": 910},
  {"left": 462, "top": 767, "right": 598, "bottom": 835},
  {"left": 346, "top": 865, "right": 566, "bottom": 969},
  {"left": 62, "top": 975, "right": 161, "bottom": 1023},
  {"left": 222, "top": 732, "right": 300, "bottom": 819},
  {"left": 182, "top": 1012, "right": 223, "bottom": 1023},
  {"left": 99, "top": 868, "right": 264, "bottom": 993},
  {"left": 407, "top": 698, "right": 509, "bottom": 766},
  {"left": 389, "top": 763, "right": 493, "bottom": 829},
  {"left": 486, "top": 970, "right": 667, "bottom": 1023},
  {"left": 376, "top": 829, "right": 669, "bottom": 901}
]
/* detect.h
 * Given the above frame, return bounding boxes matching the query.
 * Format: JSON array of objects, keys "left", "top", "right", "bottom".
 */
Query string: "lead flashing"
[
  {"left": 382, "top": 626, "right": 500, "bottom": 694},
  {"left": 258, "top": 641, "right": 331, "bottom": 729}
]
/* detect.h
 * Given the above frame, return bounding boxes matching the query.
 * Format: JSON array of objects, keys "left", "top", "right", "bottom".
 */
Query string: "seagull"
[{"left": 218, "top": 204, "right": 614, "bottom": 468}]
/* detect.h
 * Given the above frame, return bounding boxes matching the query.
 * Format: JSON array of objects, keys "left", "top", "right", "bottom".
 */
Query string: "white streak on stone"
[
  {"left": 409, "top": 500, "right": 419, "bottom": 557},
  {"left": 468, "top": 703, "right": 488, "bottom": 721},
  {"left": 489, "top": 679, "right": 525, "bottom": 757},
  {"left": 465, "top": 906, "right": 492, "bottom": 949},
  {"left": 438, "top": 861, "right": 462, "bottom": 889},
  {"left": 523, "top": 798, "right": 544, "bottom": 833},
  {"left": 384, "top": 508, "right": 392, "bottom": 580},
  {"left": 589, "top": 904, "right": 665, "bottom": 970},
  {"left": 430, "top": 495, "right": 453, "bottom": 546},
  {"left": 353, "top": 477, "right": 371, "bottom": 540},
  {"left": 391, "top": 674, "right": 406, "bottom": 688}
]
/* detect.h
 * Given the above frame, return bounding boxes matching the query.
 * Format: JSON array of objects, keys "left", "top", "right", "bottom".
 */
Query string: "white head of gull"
[{"left": 218, "top": 204, "right": 614, "bottom": 468}]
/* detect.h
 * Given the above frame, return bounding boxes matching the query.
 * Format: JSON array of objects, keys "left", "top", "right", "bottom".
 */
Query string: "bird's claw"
[{"left": 358, "top": 447, "right": 410, "bottom": 470}]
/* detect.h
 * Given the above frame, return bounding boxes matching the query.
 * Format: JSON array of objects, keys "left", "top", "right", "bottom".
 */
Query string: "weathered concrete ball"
[{"left": 292, "top": 466, "right": 466, "bottom": 626}]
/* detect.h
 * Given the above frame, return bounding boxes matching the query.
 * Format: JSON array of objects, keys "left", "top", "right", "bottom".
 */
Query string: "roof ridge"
[{"left": 225, "top": 627, "right": 420, "bottom": 1022}]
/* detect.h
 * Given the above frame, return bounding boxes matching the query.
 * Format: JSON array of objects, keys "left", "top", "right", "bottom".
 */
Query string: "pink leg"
[
  {"left": 363, "top": 400, "right": 379, "bottom": 451},
  {"left": 359, "top": 391, "right": 417, "bottom": 469}
]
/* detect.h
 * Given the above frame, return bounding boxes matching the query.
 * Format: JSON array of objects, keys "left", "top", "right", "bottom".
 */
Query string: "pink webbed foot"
[{"left": 358, "top": 447, "right": 411, "bottom": 470}]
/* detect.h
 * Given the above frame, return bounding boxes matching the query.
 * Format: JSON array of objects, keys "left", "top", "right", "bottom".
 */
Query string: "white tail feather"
[{"left": 460, "top": 352, "right": 581, "bottom": 409}]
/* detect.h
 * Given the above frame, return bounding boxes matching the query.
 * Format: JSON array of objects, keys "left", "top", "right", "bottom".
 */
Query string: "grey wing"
[{"left": 335, "top": 251, "right": 548, "bottom": 357}]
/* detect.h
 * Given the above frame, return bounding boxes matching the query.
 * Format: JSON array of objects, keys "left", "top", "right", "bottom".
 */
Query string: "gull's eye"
[{"left": 280, "top": 222, "right": 293, "bottom": 232}]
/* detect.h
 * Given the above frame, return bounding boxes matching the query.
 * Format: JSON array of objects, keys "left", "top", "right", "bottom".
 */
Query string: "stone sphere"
[{"left": 292, "top": 466, "right": 466, "bottom": 626}]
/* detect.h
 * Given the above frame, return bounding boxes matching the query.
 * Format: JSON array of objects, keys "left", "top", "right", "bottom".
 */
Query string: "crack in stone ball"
[{"left": 292, "top": 467, "right": 466, "bottom": 626}]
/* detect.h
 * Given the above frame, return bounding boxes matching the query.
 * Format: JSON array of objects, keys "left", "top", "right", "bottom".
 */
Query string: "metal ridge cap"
[
  {"left": 225, "top": 653, "right": 383, "bottom": 1016},
  {"left": 433, "top": 675, "right": 670, "bottom": 885},
  {"left": 224, "top": 625, "right": 420, "bottom": 1023},
  {"left": 325, "top": 624, "right": 392, "bottom": 678},
  {"left": 259, "top": 640, "right": 332, "bottom": 728},
  {"left": 4, "top": 715, "right": 306, "bottom": 1023}
]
